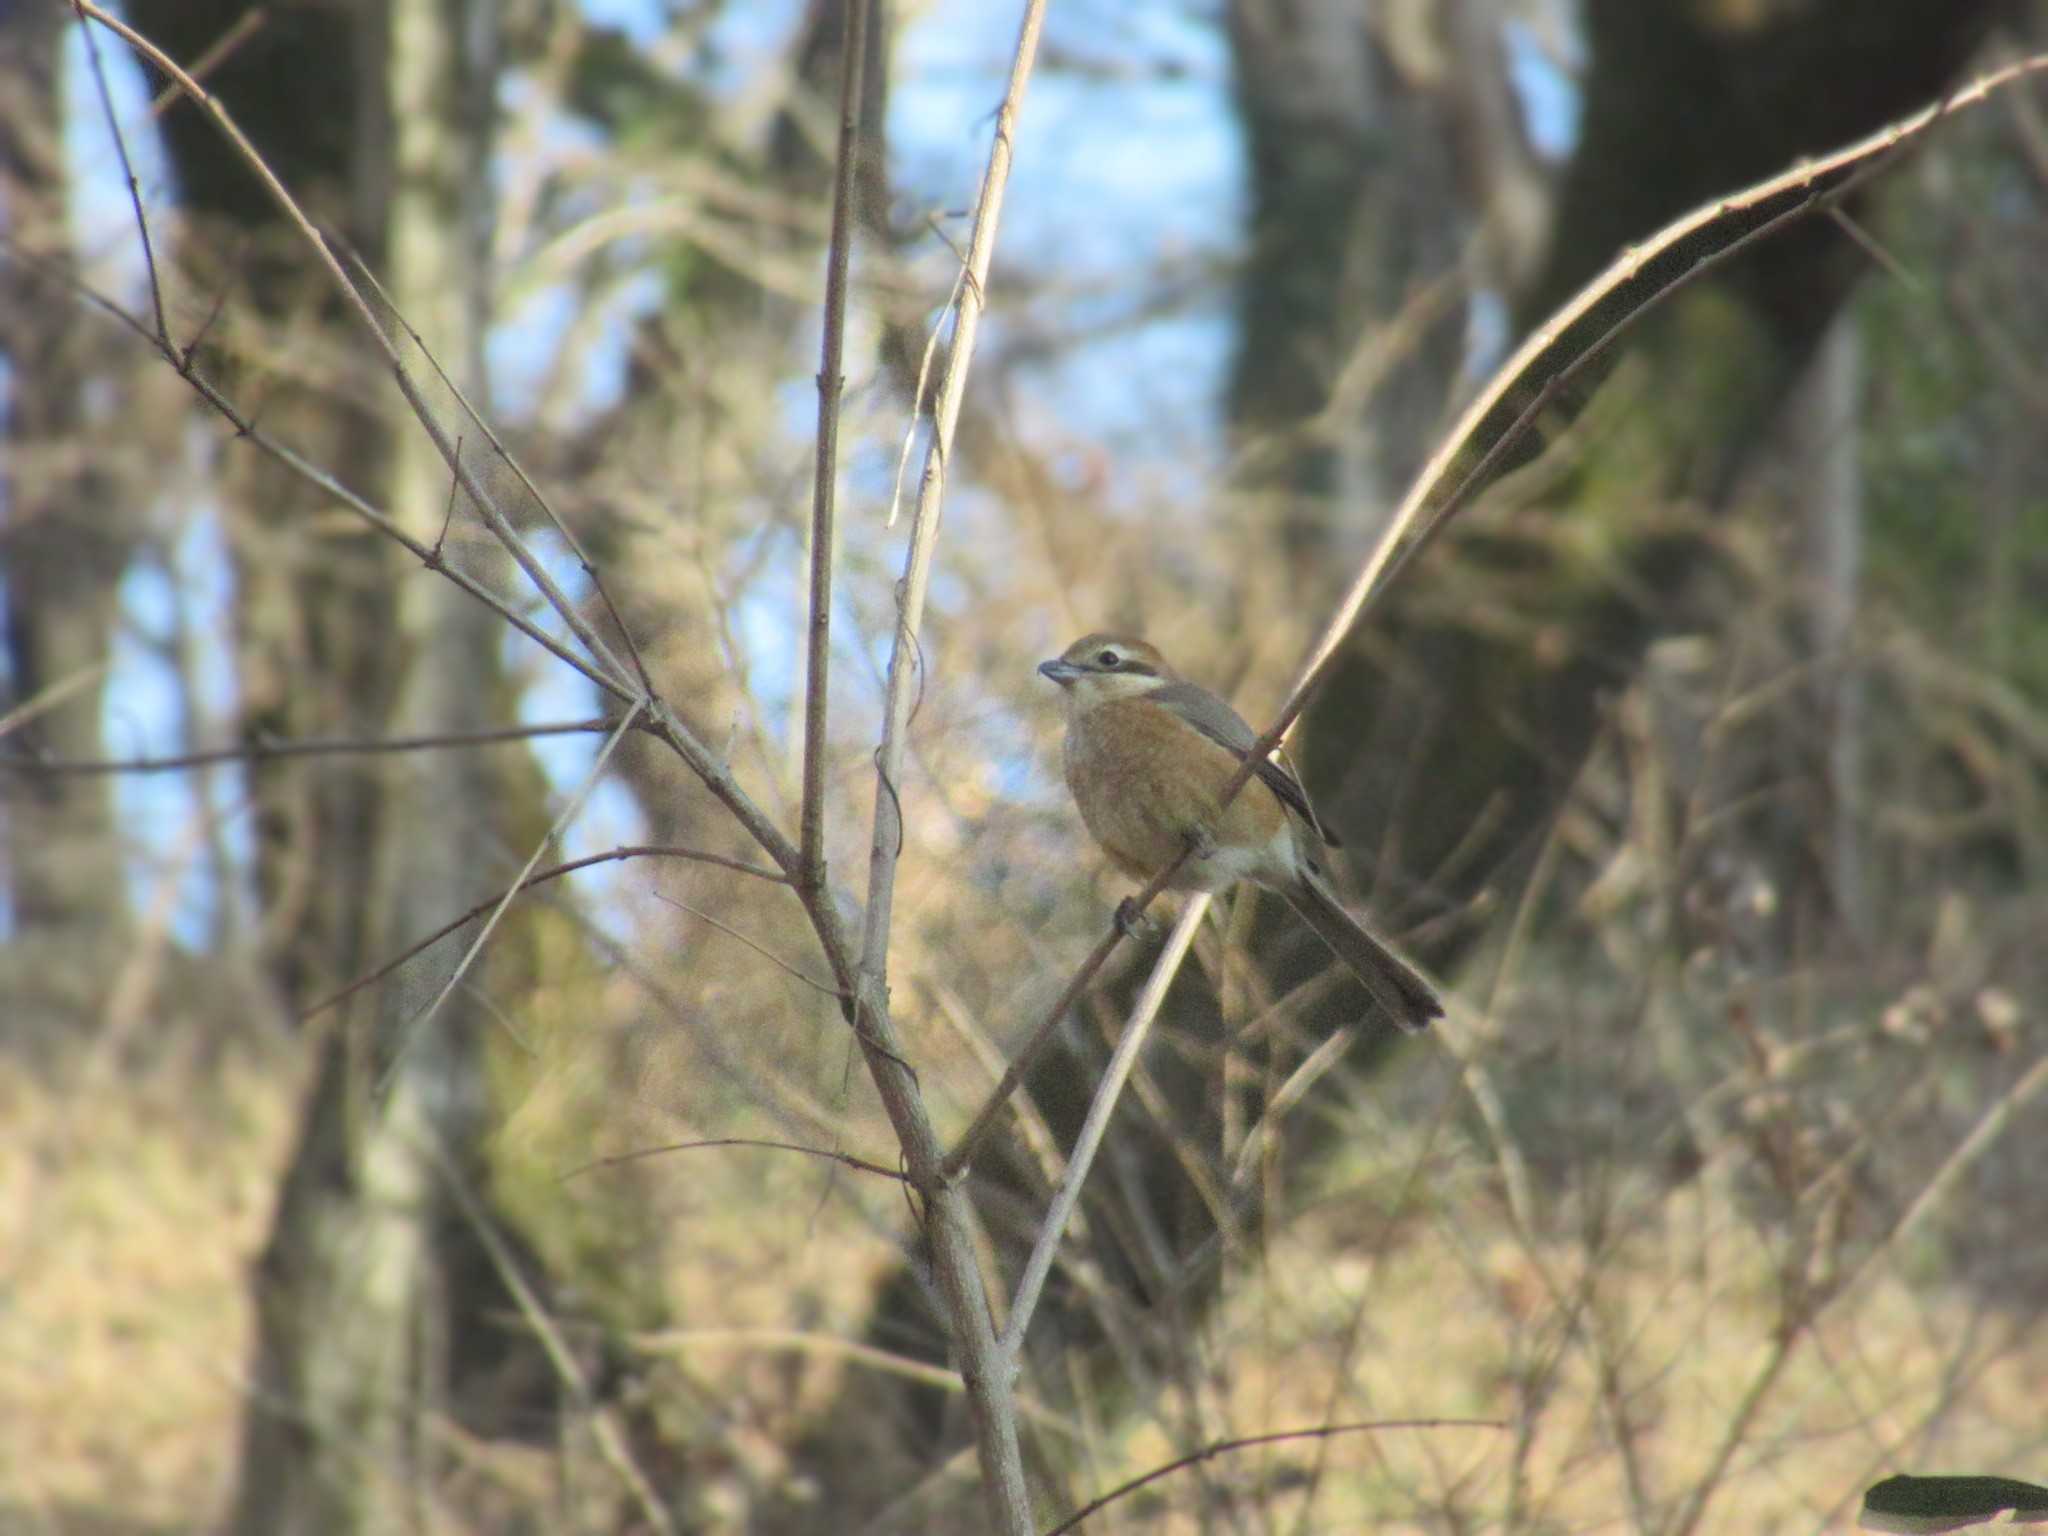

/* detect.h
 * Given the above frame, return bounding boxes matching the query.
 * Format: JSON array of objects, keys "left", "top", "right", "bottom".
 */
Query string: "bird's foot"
[{"left": 1114, "top": 897, "right": 1159, "bottom": 940}]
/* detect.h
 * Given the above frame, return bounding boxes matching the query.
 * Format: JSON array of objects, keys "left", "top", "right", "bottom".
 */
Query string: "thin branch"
[
  {"left": 73, "top": 1, "right": 166, "bottom": 340},
  {"left": 1041, "top": 1418, "right": 1506, "bottom": 1536},
  {"left": 1248, "top": 56, "right": 2048, "bottom": 791},
  {"left": 1823, "top": 1050, "right": 2048, "bottom": 1319},
  {"left": 652, "top": 892, "right": 849, "bottom": 999},
  {"left": 560, "top": 1137, "right": 904, "bottom": 1184},
  {"left": 337, "top": 244, "right": 662, "bottom": 702},
  {"left": 1001, "top": 900, "right": 1205, "bottom": 1361},
  {"left": 69, "top": 8, "right": 816, "bottom": 891},
  {"left": 0, "top": 661, "right": 109, "bottom": 744},
  {"left": 301, "top": 842, "right": 785, "bottom": 1021},
  {"left": 943, "top": 840, "right": 1206, "bottom": 1180},
  {"left": 3, "top": 717, "right": 618, "bottom": 775},
  {"left": 799, "top": 0, "right": 871, "bottom": 896},
  {"left": 145, "top": 7, "right": 267, "bottom": 117},
  {"left": 380, "top": 702, "right": 645, "bottom": 1090}
]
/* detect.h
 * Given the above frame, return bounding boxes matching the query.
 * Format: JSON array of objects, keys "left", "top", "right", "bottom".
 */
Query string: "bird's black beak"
[{"left": 1038, "top": 658, "right": 1082, "bottom": 685}]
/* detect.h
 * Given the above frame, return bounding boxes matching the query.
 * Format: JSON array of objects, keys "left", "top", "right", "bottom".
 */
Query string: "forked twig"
[{"left": 76, "top": 0, "right": 635, "bottom": 701}]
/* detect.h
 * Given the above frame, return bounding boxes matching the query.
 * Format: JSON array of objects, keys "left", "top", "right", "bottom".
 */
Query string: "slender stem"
[
  {"left": 1001, "top": 900, "right": 1206, "bottom": 1361},
  {"left": 799, "top": 0, "right": 871, "bottom": 895},
  {"left": 841, "top": 4, "right": 1048, "bottom": 1529}
]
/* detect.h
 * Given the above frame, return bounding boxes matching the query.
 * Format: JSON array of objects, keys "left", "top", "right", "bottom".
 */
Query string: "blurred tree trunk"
[
  {"left": 1225, "top": 0, "right": 1514, "bottom": 549},
  {"left": 0, "top": 2, "right": 135, "bottom": 1040},
  {"left": 213, "top": 0, "right": 566, "bottom": 1527}
]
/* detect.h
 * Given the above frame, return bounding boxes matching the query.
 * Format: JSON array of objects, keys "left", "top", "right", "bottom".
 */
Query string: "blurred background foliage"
[{"left": 2, "top": 0, "right": 2045, "bottom": 1531}]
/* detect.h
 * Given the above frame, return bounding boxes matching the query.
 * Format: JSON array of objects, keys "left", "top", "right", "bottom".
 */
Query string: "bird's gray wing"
[{"left": 1149, "top": 680, "right": 1341, "bottom": 847}]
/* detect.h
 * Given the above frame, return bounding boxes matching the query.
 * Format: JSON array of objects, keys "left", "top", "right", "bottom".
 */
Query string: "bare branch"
[
  {"left": 560, "top": 1137, "right": 905, "bottom": 1184},
  {"left": 72, "top": 1, "right": 166, "bottom": 341},
  {"left": 380, "top": 702, "right": 646, "bottom": 1089},
  {"left": 0, "top": 232, "right": 638, "bottom": 705},
  {"left": 75, "top": 1, "right": 638, "bottom": 702},
  {"left": 301, "top": 842, "right": 786, "bottom": 1022},
  {"left": 652, "top": 892, "right": 849, "bottom": 999},
  {"left": 798, "top": 0, "right": 871, "bottom": 897},
  {"left": 1000, "top": 900, "right": 1205, "bottom": 1361},
  {"left": 3, "top": 718, "right": 619, "bottom": 776},
  {"left": 943, "top": 839, "right": 1207, "bottom": 1180},
  {"left": 820, "top": 3, "right": 1048, "bottom": 1528},
  {"left": 425, "top": 1135, "right": 680, "bottom": 1536},
  {"left": 1043, "top": 1418, "right": 1506, "bottom": 1536}
]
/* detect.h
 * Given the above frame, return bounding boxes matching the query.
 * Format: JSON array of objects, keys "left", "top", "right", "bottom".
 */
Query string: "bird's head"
[{"left": 1038, "top": 633, "right": 1174, "bottom": 711}]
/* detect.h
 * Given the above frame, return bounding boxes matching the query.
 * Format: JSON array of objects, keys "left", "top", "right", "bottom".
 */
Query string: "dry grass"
[
  {"left": 0, "top": 1053, "right": 301, "bottom": 1528},
  {"left": 6, "top": 987, "right": 2041, "bottom": 1535}
]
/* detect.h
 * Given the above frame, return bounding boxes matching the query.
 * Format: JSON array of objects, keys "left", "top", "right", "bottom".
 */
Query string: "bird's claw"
[{"left": 1114, "top": 897, "right": 1158, "bottom": 940}]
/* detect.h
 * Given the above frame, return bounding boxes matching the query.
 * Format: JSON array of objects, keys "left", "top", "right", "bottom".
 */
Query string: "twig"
[
  {"left": 560, "top": 1137, "right": 904, "bottom": 1184},
  {"left": 942, "top": 841, "right": 1204, "bottom": 1180},
  {"left": 145, "top": 7, "right": 266, "bottom": 117},
  {"left": 0, "top": 662, "right": 109, "bottom": 744},
  {"left": 1001, "top": 900, "right": 1206, "bottom": 1361},
  {"left": 73, "top": 2, "right": 166, "bottom": 341},
  {"left": 1041, "top": 1418, "right": 1505, "bottom": 1536},
  {"left": 301, "top": 842, "right": 785, "bottom": 1021},
  {"left": 379, "top": 702, "right": 644, "bottom": 1090},
  {"left": 337, "top": 245, "right": 662, "bottom": 701},
  {"left": 652, "top": 892, "right": 848, "bottom": 998},
  {"left": 799, "top": 0, "right": 870, "bottom": 896},
  {"left": 0, "top": 231, "right": 637, "bottom": 706},
  {"left": 3, "top": 717, "right": 618, "bottom": 775}
]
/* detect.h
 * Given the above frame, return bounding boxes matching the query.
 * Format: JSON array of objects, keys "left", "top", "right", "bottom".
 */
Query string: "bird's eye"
[{"left": 1096, "top": 649, "right": 1120, "bottom": 669}]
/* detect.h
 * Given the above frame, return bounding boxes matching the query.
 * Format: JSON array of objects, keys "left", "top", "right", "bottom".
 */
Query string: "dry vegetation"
[{"left": 3, "top": 2, "right": 2046, "bottom": 1533}]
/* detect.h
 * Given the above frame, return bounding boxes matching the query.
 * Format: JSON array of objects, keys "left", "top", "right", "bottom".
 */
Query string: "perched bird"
[{"left": 1039, "top": 631, "right": 1441, "bottom": 1032}]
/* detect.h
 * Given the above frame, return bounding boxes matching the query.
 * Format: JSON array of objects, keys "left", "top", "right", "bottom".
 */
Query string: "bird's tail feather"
[{"left": 1281, "top": 879, "right": 1442, "bottom": 1033}]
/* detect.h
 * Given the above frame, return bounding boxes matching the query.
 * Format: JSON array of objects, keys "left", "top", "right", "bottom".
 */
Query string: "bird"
[{"left": 1038, "top": 631, "right": 1442, "bottom": 1032}]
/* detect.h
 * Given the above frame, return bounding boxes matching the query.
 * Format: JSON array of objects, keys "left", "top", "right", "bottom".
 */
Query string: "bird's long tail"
[{"left": 1281, "top": 878, "right": 1442, "bottom": 1032}]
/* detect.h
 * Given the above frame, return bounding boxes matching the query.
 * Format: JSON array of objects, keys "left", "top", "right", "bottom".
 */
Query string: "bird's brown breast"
[{"left": 1062, "top": 695, "right": 1293, "bottom": 886}]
